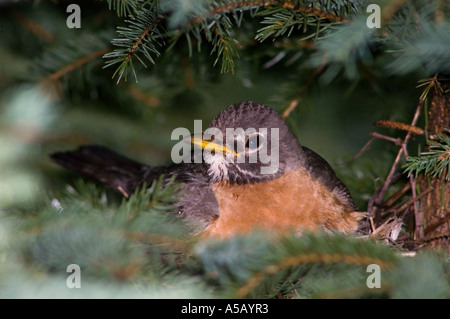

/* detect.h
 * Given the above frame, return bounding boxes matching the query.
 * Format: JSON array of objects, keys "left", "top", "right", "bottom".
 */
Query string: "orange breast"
[{"left": 202, "top": 168, "right": 361, "bottom": 238}]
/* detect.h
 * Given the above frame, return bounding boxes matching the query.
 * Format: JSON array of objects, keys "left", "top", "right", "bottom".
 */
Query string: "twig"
[
  {"left": 369, "top": 217, "right": 376, "bottom": 233},
  {"left": 368, "top": 74, "right": 440, "bottom": 241},
  {"left": 127, "top": 85, "right": 161, "bottom": 108},
  {"left": 343, "top": 126, "right": 406, "bottom": 164},
  {"left": 188, "top": 0, "right": 350, "bottom": 28},
  {"left": 367, "top": 173, "right": 402, "bottom": 221},
  {"left": 384, "top": 182, "right": 411, "bottom": 207},
  {"left": 410, "top": 174, "right": 422, "bottom": 239},
  {"left": 117, "top": 186, "right": 129, "bottom": 199},
  {"left": 282, "top": 98, "right": 300, "bottom": 119},
  {"left": 124, "top": 19, "right": 160, "bottom": 63},
  {"left": 387, "top": 186, "right": 433, "bottom": 215},
  {"left": 282, "top": 62, "right": 325, "bottom": 119},
  {"left": 44, "top": 48, "right": 110, "bottom": 82},
  {"left": 350, "top": 136, "right": 376, "bottom": 161},
  {"left": 371, "top": 132, "right": 403, "bottom": 145},
  {"left": 10, "top": 10, "right": 55, "bottom": 42},
  {"left": 368, "top": 95, "right": 425, "bottom": 217},
  {"left": 399, "top": 136, "right": 421, "bottom": 239}
]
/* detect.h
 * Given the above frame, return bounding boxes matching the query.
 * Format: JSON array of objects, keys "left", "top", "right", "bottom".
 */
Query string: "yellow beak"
[{"left": 187, "top": 135, "right": 239, "bottom": 157}]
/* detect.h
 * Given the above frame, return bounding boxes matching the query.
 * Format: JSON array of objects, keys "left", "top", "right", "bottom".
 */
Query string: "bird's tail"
[{"left": 50, "top": 145, "right": 147, "bottom": 198}]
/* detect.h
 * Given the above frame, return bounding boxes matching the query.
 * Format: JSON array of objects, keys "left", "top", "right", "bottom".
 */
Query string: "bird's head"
[{"left": 189, "top": 101, "right": 303, "bottom": 184}]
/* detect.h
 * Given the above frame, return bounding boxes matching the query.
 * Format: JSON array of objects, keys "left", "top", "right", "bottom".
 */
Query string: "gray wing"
[
  {"left": 51, "top": 145, "right": 219, "bottom": 231},
  {"left": 300, "top": 146, "right": 356, "bottom": 211},
  {"left": 141, "top": 163, "right": 219, "bottom": 231}
]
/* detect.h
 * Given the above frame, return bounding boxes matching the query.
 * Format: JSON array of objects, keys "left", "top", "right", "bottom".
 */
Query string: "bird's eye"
[{"left": 245, "top": 134, "right": 262, "bottom": 151}]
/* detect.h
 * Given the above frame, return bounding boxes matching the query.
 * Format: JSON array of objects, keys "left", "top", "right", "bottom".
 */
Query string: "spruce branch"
[
  {"left": 196, "top": 232, "right": 450, "bottom": 298},
  {"left": 33, "top": 33, "right": 112, "bottom": 96},
  {"left": 236, "top": 250, "right": 394, "bottom": 297},
  {"left": 119, "top": 176, "right": 181, "bottom": 216},
  {"left": 309, "top": 15, "right": 374, "bottom": 82},
  {"left": 107, "top": 0, "right": 140, "bottom": 17},
  {"left": 105, "top": 0, "right": 360, "bottom": 81},
  {"left": 403, "top": 134, "right": 450, "bottom": 180},
  {"left": 387, "top": 23, "right": 450, "bottom": 76},
  {"left": 43, "top": 48, "right": 110, "bottom": 83},
  {"left": 256, "top": 8, "right": 313, "bottom": 42},
  {"left": 103, "top": 4, "right": 163, "bottom": 83},
  {"left": 255, "top": 1, "right": 352, "bottom": 43},
  {"left": 196, "top": 232, "right": 397, "bottom": 298},
  {"left": 416, "top": 75, "right": 444, "bottom": 101},
  {"left": 211, "top": 21, "right": 241, "bottom": 74},
  {"left": 183, "top": 0, "right": 352, "bottom": 28},
  {"left": 16, "top": 176, "right": 188, "bottom": 282}
]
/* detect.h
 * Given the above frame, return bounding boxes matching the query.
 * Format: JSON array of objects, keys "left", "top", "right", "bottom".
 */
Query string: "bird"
[{"left": 50, "top": 101, "right": 362, "bottom": 238}]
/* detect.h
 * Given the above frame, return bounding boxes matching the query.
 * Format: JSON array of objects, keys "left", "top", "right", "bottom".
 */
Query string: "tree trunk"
[{"left": 416, "top": 80, "right": 450, "bottom": 252}]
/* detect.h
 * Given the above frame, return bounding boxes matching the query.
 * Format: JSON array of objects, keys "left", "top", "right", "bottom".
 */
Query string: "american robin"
[{"left": 50, "top": 101, "right": 361, "bottom": 238}]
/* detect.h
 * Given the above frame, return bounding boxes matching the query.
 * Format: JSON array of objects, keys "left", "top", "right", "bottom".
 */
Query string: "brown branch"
[
  {"left": 384, "top": 182, "right": 411, "bottom": 207},
  {"left": 368, "top": 89, "right": 427, "bottom": 217},
  {"left": 188, "top": 0, "right": 349, "bottom": 28},
  {"left": 282, "top": 62, "right": 326, "bottom": 118},
  {"left": 44, "top": 48, "right": 110, "bottom": 82},
  {"left": 127, "top": 85, "right": 161, "bottom": 108},
  {"left": 124, "top": 19, "right": 160, "bottom": 63},
  {"left": 347, "top": 132, "right": 401, "bottom": 163},
  {"left": 367, "top": 75, "right": 444, "bottom": 243},
  {"left": 10, "top": 10, "right": 55, "bottom": 43},
  {"left": 350, "top": 136, "right": 376, "bottom": 161},
  {"left": 371, "top": 132, "right": 403, "bottom": 145},
  {"left": 282, "top": 98, "right": 300, "bottom": 119},
  {"left": 121, "top": 230, "right": 194, "bottom": 251},
  {"left": 286, "top": 4, "right": 349, "bottom": 23},
  {"left": 236, "top": 252, "right": 394, "bottom": 297},
  {"left": 409, "top": 173, "right": 421, "bottom": 239},
  {"left": 387, "top": 186, "right": 433, "bottom": 215}
]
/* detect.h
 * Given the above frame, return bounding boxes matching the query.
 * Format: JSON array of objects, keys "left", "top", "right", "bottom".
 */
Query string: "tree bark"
[{"left": 416, "top": 80, "right": 450, "bottom": 252}]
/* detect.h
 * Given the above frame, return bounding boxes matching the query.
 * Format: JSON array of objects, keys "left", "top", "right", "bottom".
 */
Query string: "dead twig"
[{"left": 282, "top": 62, "right": 326, "bottom": 119}]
